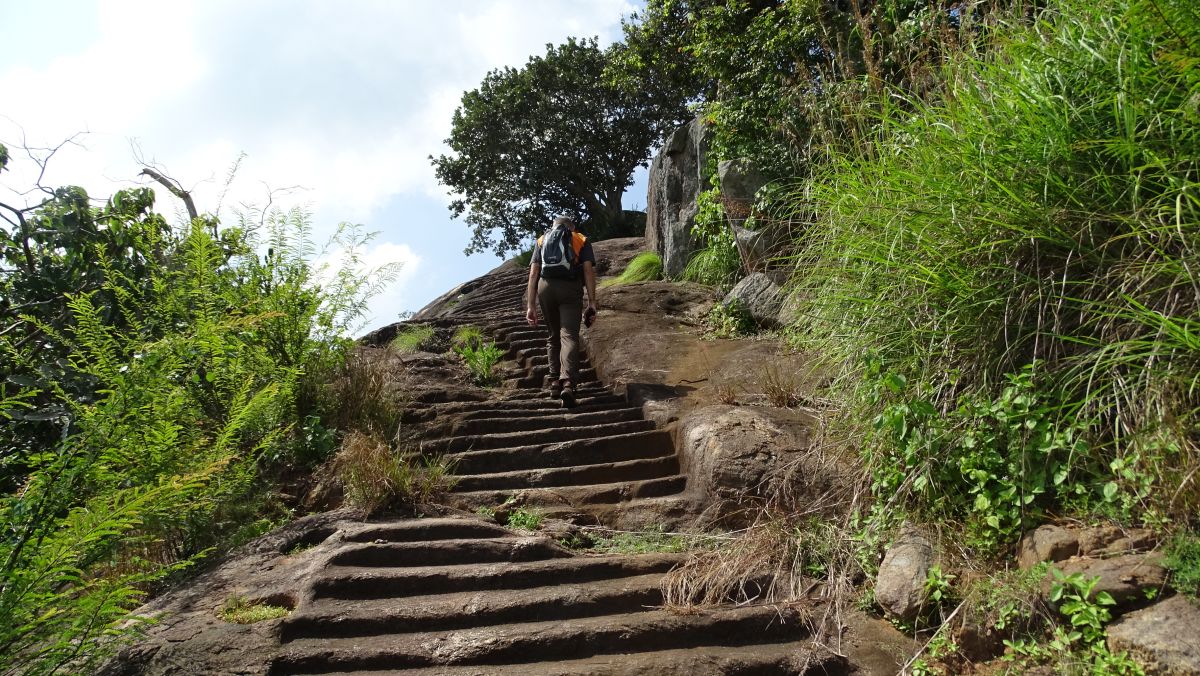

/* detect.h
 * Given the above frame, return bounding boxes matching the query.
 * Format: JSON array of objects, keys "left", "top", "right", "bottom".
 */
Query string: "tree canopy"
[{"left": 432, "top": 37, "right": 690, "bottom": 257}]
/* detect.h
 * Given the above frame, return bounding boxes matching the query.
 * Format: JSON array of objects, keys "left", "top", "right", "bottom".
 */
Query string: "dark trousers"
[{"left": 537, "top": 277, "right": 583, "bottom": 383}]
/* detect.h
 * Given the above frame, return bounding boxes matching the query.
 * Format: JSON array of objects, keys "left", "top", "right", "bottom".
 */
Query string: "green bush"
[
  {"left": 702, "top": 299, "right": 755, "bottom": 339},
  {"left": 1166, "top": 532, "right": 1200, "bottom": 599}
]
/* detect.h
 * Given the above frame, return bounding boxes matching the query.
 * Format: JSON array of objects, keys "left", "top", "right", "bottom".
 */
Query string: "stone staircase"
[{"left": 270, "top": 267, "right": 845, "bottom": 675}]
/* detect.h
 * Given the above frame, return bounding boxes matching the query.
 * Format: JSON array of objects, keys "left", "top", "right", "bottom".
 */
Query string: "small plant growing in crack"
[
  {"left": 218, "top": 596, "right": 290, "bottom": 624},
  {"left": 452, "top": 325, "right": 504, "bottom": 386},
  {"left": 505, "top": 508, "right": 543, "bottom": 531}
]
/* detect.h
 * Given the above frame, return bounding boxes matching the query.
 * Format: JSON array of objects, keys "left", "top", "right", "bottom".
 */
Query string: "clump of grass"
[
  {"left": 390, "top": 324, "right": 435, "bottom": 353},
  {"left": 601, "top": 251, "right": 663, "bottom": 287},
  {"left": 505, "top": 508, "right": 542, "bottom": 531},
  {"left": 329, "top": 347, "right": 403, "bottom": 444},
  {"left": 218, "top": 596, "right": 290, "bottom": 624},
  {"left": 681, "top": 240, "right": 741, "bottom": 289},
  {"left": 590, "top": 526, "right": 713, "bottom": 554},
  {"left": 452, "top": 325, "right": 504, "bottom": 386},
  {"left": 330, "top": 431, "right": 456, "bottom": 514},
  {"left": 760, "top": 366, "right": 803, "bottom": 408},
  {"left": 662, "top": 516, "right": 856, "bottom": 608}
]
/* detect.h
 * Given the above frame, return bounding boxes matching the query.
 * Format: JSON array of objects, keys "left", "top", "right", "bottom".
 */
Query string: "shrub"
[
  {"left": 505, "top": 508, "right": 542, "bottom": 530},
  {"left": 702, "top": 299, "right": 755, "bottom": 339},
  {"left": 330, "top": 432, "right": 456, "bottom": 514},
  {"left": 602, "top": 251, "right": 663, "bottom": 287},
  {"left": 452, "top": 325, "right": 504, "bottom": 386},
  {"left": 1166, "top": 532, "right": 1200, "bottom": 599}
]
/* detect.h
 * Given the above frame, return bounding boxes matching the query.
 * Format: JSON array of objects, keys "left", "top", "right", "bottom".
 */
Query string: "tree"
[{"left": 432, "top": 37, "right": 691, "bottom": 257}]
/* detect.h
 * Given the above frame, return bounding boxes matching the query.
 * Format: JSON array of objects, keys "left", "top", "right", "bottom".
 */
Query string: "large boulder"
[
  {"left": 1107, "top": 595, "right": 1200, "bottom": 675},
  {"left": 717, "top": 158, "right": 767, "bottom": 206},
  {"left": 724, "top": 273, "right": 785, "bottom": 328},
  {"left": 677, "top": 405, "right": 817, "bottom": 505},
  {"left": 875, "top": 528, "right": 935, "bottom": 622},
  {"left": 646, "top": 118, "right": 710, "bottom": 279}
]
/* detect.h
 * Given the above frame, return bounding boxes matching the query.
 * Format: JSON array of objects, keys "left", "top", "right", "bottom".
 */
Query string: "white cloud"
[{"left": 0, "top": 0, "right": 641, "bottom": 325}]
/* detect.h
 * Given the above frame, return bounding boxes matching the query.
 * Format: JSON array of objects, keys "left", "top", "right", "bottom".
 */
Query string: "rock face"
[
  {"left": 677, "top": 405, "right": 816, "bottom": 505},
  {"left": 1107, "top": 595, "right": 1200, "bottom": 675},
  {"left": 717, "top": 159, "right": 767, "bottom": 209},
  {"left": 875, "top": 529, "right": 935, "bottom": 622},
  {"left": 646, "top": 118, "right": 710, "bottom": 279},
  {"left": 723, "top": 273, "right": 785, "bottom": 328},
  {"left": 1047, "top": 553, "right": 1168, "bottom": 610},
  {"left": 1018, "top": 523, "right": 1157, "bottom": 569}
]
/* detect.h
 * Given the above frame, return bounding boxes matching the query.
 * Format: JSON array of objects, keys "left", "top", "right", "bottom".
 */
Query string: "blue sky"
[{"left": 0, "top": 0, "right": 651, "bottom": 333}]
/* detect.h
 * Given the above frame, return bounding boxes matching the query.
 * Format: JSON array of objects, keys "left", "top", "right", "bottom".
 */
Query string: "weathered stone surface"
[
  {"left": 677, "top": 405, "right": 821, "bottom": 508},
  {"left": 875, "top": 529, "right": 935, "bottom": 622},
  {"left": 717, "top": 159, "right": 767, "bottom": 205},
  {"left": 1107, "top": 595, "right": 1200, "bottom": 675},
  {"left": 646, "top": 118, "right": 710, "bottom": 279},
  {"left": 724, "top": 273, "right": 784, "bottom": 328},
  {"left": 1018, "top": 525, "right": 1081, "bottom": 569},
  {"left": 1047, "top": 553, "right": 1168, "bottom": 610}
]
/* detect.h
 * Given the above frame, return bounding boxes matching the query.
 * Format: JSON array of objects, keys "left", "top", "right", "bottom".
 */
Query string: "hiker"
[{"left": 524, "top": 215, "right": 598, "bottom": 407}]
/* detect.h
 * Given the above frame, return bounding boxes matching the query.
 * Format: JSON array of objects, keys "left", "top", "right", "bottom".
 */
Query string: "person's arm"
[
  {"left": 525, "top": 262, "right": 540, "bottom": 326},
  {"left": 583, "top": 261, "right": 598, "bottom": 314}
]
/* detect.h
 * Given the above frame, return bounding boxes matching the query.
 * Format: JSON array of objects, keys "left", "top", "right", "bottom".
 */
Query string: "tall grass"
[
  {"left": 785, "top": 0, "right": 1200, "bottom": 542},
  {"left": 601, "top": 251, "right": 663, "bottom": 287}
]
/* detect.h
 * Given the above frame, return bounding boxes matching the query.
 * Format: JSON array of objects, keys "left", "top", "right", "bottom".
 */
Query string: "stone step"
[
  {"left": 281, "top": 573, "right": 666, "bottom": 641},
  {"left": 401, "top": 395, "right": 627, "bottom": 423},
  {"left": 508, "top": 367, "right": 599, "bottom": 389},
  {"left": 423, "top": 419, "right": 655, "bottom": 454},
  {"left": 437, "top": 407, "right": 645, "bottom": 438},
  {"left": 497, "top": 381, "right": 608, "bottom": 400},
  {"left": 313, "top": 642, "right": 845, "bottom": 675},
  {"left": 271, "top": 605, "right": 809, "bottom": 673},
  {"left": 343, "top": 518, "right": 512, "bottom": 543},
  {"left": 327, "top": 537, "right": 569, "bottom": 568},
  {"left": 452, "top": 456, "right": 680, "bottom": 493},
  {"left": 447, "top": 430, "right": 674, "bottom": 475},
  {"left": 451, "top": 475, "right": 688, "bottom": 510},
  {"left": 311, "top": 554, "right": 683, "bottom": 601}
]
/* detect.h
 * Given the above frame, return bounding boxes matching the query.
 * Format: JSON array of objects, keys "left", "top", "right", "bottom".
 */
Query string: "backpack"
[{"left": 539, "top": 224, "right": 584, "bottom": 279}]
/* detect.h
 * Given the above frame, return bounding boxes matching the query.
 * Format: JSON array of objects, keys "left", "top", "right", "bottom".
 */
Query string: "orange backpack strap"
[{"left": 571, "top": 232, "right": 586, "bottom": 258}]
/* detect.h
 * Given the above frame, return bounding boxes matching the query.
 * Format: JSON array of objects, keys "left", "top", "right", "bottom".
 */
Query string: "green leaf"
[{"left": 1103, "top": 482, "right": 1119, "bottom": 501}]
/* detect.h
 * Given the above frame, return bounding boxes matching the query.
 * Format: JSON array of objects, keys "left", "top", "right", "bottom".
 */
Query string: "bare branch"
[{"left": 139, "top": 167, "right": 198, "bottom": 222}]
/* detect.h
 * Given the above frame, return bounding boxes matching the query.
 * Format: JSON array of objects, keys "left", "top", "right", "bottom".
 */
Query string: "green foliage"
[
  {"left": 1166, "top": 531, "right": 1200, "bottom": 599},
  {"left": 0, "top": 162, "right": 394, "bottom": 672},
  {"left": 782, "top": 0, "right": 1200, "bottom": 546},
  {"left": 432, "top": 37, "right": 690, "bottom": 257},
  {"left": 218, "top": 596, "right": 290, "bottom": 624},
  {"left": 681, "top": 187, "right": 742, "bottom": 287},
  {"left": 451, "top": 326, "right": 504, "bottom": 386},
  {"left": 601, "top": 252, "right": 663, "bottom": 287},
  {"left": 1004, "top": 570, "right": 1144, "bottom": 674},
  {"left": 590, "top": 526, "right": 697, "bottom": 554},
  {"left": 390, "top": 325, "right": 435, "bottom": 354},
  {"left": 505, "top": 508, "right": 542, "bottom": 531},
  {"left": 701, "top": 299, "right": 755, "bottom": 339}
]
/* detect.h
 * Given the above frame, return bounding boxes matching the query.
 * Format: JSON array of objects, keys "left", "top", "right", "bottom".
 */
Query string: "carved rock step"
[
  {"left": 327, "top": 537, "right": 569, "bottom": 568},
  {"left": 495, "top": 381, "right": 608, "bottom": 400},
  {"left": 452, "top": 456, "right": 680, "bottom": 493},
  {"left": 422, "top": 419, "right": 655, "bottom": 454},
  {"left": 343, "top": 518, "right": 513, "bottom": 543},
  {"left": 447, "top": 430, "right": 675, "bottom": 474},
  {"left": 314, "top": 642, "right": 846, "bottom": 676},
  {"left": 281, "top": 572, "right": 666, "bottom": 640},
  {"left": 402, "top": 396, "right": 628, "bottom": 424},
  {"left": 271, "top": 605, "right": 810, "bottom": 674},
  {"left": 429, "top": 407, "right": 645, "bottom": 438},
  {"left": 451, "top": 475, "right": 688, "bottom": 510},
  {"left": 311, "top": 553, "right": 684, "bottom": 601}
]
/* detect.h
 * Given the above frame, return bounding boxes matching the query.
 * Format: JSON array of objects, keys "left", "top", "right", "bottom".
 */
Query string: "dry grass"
[
  {"left": 328, "top": 431, "right": 457, "bottom": 515},
  {"left": 329, "top": 347, "right": 405, "bottom": 443}
]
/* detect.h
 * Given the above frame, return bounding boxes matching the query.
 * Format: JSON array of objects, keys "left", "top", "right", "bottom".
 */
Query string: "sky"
[{"left": 0, "top": 0, "right": 652, "bottom": 333}]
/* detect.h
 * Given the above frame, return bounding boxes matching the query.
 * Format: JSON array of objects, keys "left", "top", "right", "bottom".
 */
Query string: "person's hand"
[
  {"left": 584, "top": 304, "right": 597, "bottom": 327},
  {"left": 526, "top": 306, "right": 538, "bottom": 326}
]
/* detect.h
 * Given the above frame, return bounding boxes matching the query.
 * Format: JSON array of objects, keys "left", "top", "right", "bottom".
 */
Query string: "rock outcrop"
[
  {"left": 723, "top": 272, "right": 786, "bottom": 328},
  {"left": 1107, "top": 595, "right": 1200, "bottom": 675},
  {"left": 646, "top": 118, "right": 710, "bottom": 279},
  {"left": 875, "top": 528, "right": 935, "bottom": 622}
]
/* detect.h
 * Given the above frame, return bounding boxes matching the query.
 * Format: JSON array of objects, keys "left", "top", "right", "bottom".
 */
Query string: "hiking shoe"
[
  {"left": 549, "top": 379, "right": 563, "bottom": 398},
  {"left": 559, "top": 382, "right": 576, "bottom": 408}
]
